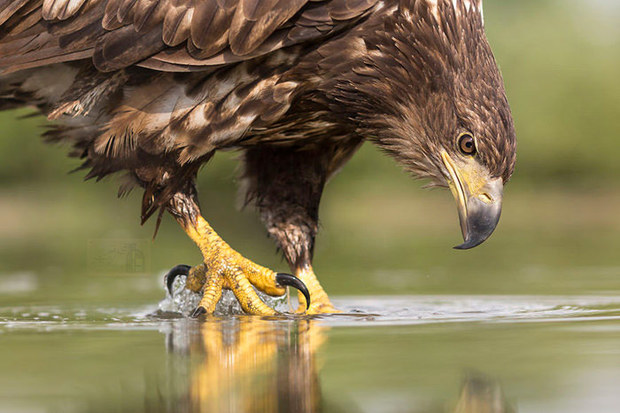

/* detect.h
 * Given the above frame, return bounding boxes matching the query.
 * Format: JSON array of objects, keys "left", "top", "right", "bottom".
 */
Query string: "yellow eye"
[{"left": 458, "top": 133, "right": 476, "bottom": 155}]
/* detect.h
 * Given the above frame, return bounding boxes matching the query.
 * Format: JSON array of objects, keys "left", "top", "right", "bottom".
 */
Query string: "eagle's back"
[
  {"left": 0, "top": 0, "right": 382, "bottom": 221},
  {"left": 0, "top": 0, "right": 381, "bottom": 160}
]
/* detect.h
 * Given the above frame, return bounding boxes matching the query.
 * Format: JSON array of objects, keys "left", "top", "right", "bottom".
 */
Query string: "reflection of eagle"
[
  {"left": 0, "top": 0, "right": 516, "bottom": 315},
  {"left": 172, "top": 319, "right": 325, "bottom": 413}
]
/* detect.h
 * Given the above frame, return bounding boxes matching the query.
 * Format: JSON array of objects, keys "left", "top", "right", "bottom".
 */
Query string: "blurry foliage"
[{"left": 0, "top": 0, "right": 618, "bottom": 191}]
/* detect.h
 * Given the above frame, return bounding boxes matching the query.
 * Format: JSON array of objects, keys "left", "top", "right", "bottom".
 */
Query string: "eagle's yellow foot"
[
  {"left": 295, "top": 266, "right": 340, "bottom": 315},
  {"left": 168, "top": 216, "right": 310, "bottom": 316},
  {"left": 166, "top": 263, "right": 308, "bottom": 317}
]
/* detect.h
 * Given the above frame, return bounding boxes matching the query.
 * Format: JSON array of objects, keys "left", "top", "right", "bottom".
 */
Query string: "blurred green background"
[{"left": 0, "top": 0, "right": 619, "bottom": 307}]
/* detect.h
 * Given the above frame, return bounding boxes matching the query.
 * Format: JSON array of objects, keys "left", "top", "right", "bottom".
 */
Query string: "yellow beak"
[{"left": 441, "top": 152, "right": 504, "bottom": 250}]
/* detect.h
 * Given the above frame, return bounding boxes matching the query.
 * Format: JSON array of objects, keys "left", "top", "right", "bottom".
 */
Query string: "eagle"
[{"left": 0, "top": 0, "right": 516, "bottom": 315}]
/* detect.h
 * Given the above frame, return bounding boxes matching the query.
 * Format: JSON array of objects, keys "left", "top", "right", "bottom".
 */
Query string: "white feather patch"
[{"left": 424, "top": 0, "right": 484, "bottom": 23}]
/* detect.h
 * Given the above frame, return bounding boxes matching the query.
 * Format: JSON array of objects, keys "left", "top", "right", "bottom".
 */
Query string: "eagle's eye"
[{"left": 457, "top": 133, "right": 476, "bottom": 155}]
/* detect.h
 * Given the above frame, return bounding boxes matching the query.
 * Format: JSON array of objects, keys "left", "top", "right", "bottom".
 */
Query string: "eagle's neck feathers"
[{"left": 304, "top": 0, "right": 513, "bottom": 184}]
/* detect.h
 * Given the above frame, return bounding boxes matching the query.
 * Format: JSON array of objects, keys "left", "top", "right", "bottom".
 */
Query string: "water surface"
[{"left": 1, "top": 294, "right": 619, "bottom": 413}]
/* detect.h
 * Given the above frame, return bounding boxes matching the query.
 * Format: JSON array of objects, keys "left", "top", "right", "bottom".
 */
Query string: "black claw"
[
  {"left": 275, "top": 273, "right": 311, "bottom": 311},
  {"left": 191, "top": 306, "right": 207, "bottom": 318},
  {"left": 164, "top": 264, "right": 192, "bottom": 295}
]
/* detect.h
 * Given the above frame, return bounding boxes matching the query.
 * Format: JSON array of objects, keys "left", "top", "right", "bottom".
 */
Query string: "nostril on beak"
[{"left": 480, "top": 193, "right": 493, "bottom": 204}]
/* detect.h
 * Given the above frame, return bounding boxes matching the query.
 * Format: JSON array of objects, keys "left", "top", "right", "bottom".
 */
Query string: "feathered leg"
[
  {"left": 242, "top": 141, "right": 362, "bottom": 314},
  {"left": 166, "top": 189, "right": 309, "bottom": 316}
]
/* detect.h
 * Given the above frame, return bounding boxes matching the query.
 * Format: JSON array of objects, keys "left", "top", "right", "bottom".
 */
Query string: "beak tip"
[
  {"left": 453, "top": 238, "right": 484, "bottom": 250},
  {"left": 441, "top": 154, "right": 504, "bottom": 253}
]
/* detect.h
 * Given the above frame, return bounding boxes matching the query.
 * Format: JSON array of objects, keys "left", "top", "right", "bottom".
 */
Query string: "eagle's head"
[{"left": 329, "top": 0, "right": 516, "bottom": 249}]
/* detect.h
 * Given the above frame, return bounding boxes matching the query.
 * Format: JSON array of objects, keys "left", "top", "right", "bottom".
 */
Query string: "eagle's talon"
[
  {"left": 275, "top": 273, "right": 311, "bottom": 311},
  {"left": 191, "top": 306, "right": 207, "bottom": 318},
  {"left": 165, "top": 264, "right": 192, "bottom": 295}
]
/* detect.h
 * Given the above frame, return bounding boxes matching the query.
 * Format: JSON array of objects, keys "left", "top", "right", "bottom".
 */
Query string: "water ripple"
[{"left": 0, "top": 295, "right": 619, "bottom": 333}]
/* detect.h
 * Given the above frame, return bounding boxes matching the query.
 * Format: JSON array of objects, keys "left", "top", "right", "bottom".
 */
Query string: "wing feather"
[
  {"left": 0, "top": 0, "right": 31, "bottom": 26},
  {"left": 161, "top": 1, "right": 192, "bottom": 46},
  {"left": 228, "top": 0, "right": 305, "bottom": 55},
  {"left": 0, "top": 0, "right": 379, "bottom": 74},
  {"left": 189, "top": 0, "right": 233, "bottom": 56},
  {"left": 42, "top": 0, "right": 88, "bottom": 20},
  {"left": 116, "top": 0, "right": 138, "bottom": 22},
  {"left": 328, "top": 0, "right": 377, "bottom": 20},
  {"left": 93, "top": 24, "right": 165, "bottom": 71},
  {"left": 132, "top": 0, "right": 165, "bottom": 31}
]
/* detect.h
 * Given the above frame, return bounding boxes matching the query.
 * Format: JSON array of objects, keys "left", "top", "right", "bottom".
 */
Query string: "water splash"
[{"left": 156, "top": 274, "right": 289, "bottom": 316}]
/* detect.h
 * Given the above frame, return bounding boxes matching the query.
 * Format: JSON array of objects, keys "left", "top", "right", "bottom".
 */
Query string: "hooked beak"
[{"left": 441, "top": 152, "right": 504, "bottom": 250}]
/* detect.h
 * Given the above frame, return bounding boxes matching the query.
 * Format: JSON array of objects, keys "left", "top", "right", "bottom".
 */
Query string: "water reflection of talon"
[{"left": 165, "top": 318, "right": 326, "bottom": 413}]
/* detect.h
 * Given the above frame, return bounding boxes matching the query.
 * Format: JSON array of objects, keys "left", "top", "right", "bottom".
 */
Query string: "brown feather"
[
  {"left": 0, "top": 0, "right": 31, "bottom": 26},
  {"left": 116, "top": 0, "right": 138, "bottom": 23},
  {"left": 101, "top": 0, "right": 123, "bottom": 29},
  {"left": 42, "top": 0, "right": 88, "bottom": 21},
  {"left": 189, "top": 1, "right": 233, "bottom": 56},
  {"left": 229, "top": 0, "right": 305, "bottom": 55},
  {"left": 2, "top": 0, "right": 380, "bottom": 74},
  {"left": 161, "top": 2, "right": 192, "bottom": 46},
  {"left": 328, "top": 0, "right": 377, "bottom": 20},
  {"left": 132, "top": 0, "right": 164, "bottom": 32},
  {"left": 0, "top": 0, "right": 516, "bottom": 258},
  {"left": 92, "top": 25, "right": 164, "bottom": 71}
]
